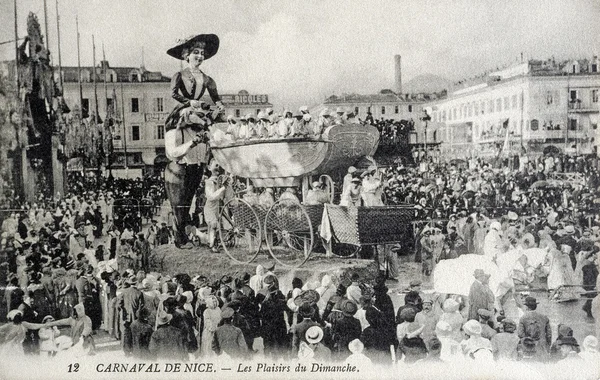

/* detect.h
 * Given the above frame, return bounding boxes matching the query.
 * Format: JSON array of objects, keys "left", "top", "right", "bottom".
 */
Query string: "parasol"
[
  {"left": 433, "top": 254, "right": 502, "bottom": 297},
  {"left": 543, "top": 145, "right": 561, "bottom": 155},
  {"left": 530, "top": 180, "right": 548, "bottom": 189}
]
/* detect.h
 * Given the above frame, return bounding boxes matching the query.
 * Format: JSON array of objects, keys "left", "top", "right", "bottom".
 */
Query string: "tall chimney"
[{"left": 394, "top": 55, "right": 402, "bottom": 94}]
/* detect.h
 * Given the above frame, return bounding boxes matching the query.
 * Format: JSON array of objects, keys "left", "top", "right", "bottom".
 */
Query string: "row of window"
[
  {"left": 434, "top": 94, "right": 521, "bottom": 123},
  {"left": 124, "top": 125, "right": 165, "bottom": 141},
  {"left": 81, "top": 97, "right": 165, "bottom": 114}
]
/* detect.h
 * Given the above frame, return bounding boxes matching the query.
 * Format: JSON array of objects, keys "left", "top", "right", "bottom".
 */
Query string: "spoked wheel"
[
  {"left": 218, "top": 198, "right": 262, "bottom": 264},
  {"left": 265, "top": 199, "right": 314, "bottom": 267}
]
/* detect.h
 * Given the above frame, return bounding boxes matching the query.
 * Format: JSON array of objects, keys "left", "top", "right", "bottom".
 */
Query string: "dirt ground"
[{"left": 148, "top": 245, "right": 423, "bottom": 293}]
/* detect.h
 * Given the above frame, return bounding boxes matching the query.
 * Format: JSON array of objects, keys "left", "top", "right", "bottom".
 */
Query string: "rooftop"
[
  {"left": 324, "top": 90, "right": 443, "bottom": 105},
  {"left": 60, "top": 60, "right": 170, "bottom": 83}
]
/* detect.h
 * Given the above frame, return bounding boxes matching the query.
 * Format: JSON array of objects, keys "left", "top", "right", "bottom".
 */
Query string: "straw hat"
[
  {"left": 463, "top": 320, "right": 482, "bottom": 336},
  {"left": 305, "top": 326, "right": 324, "bottom": 344}
]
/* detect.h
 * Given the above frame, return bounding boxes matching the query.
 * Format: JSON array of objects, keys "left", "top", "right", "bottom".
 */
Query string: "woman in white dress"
[
  {"left": 361, "top": 166, "right": 383, "bottom": 207},
  {"left": 201, "top": 296, "right": 221, "bottom": 357}
]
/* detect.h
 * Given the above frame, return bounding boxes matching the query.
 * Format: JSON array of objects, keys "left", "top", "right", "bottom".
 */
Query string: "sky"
[{"left": 1, "top": 0, "right": 600, "bottom": 109}]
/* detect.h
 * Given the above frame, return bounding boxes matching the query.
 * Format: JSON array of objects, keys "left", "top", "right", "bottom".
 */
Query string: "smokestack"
[{"left": 394, "top": 55, "right": 402, "bottom": 94}]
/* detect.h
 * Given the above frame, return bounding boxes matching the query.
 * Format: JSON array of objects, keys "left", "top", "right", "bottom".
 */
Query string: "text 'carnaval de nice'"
[{"left": 95, "top": 362, "right": 359, "bottom": 373}]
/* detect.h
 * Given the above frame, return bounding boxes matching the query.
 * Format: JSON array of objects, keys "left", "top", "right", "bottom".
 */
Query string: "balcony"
[
  {"left": 568, "top": 101, "right": 599, "bottom": 113},
  {"left": 526, "top": 129, "right": 587, "bottom": 140}
]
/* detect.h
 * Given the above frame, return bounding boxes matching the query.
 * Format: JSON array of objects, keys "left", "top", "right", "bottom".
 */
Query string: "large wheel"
[
  {"left": 265, "top": 199, "right": 314, "bottom": 267},
  {"left": 218, "top": 198, "right": 262, "bottom": 264}
]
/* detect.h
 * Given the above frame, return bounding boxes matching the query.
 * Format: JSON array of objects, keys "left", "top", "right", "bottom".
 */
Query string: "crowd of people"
[
  {"left": 210, "top": 106, "right": 358, "bottom": 145},
  {"left": 0, "top": 250, "right": 598, "bottom": 371}
]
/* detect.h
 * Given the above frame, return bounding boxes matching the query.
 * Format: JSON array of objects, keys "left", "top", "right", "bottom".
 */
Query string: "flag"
[{"left": 495, "top": 118, "right": 510, "bottom": 160}]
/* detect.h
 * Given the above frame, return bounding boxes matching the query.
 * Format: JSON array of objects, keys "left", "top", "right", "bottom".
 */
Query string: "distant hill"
[{"left": 403, "top": 74, "right": 452, "bottom": 94}]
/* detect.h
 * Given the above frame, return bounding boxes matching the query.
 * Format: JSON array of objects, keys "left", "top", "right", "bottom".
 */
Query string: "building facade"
[
  {"left": 425, "top": 57, "right": 600, "bottom": 159},
  {"left": 60, "top": 61, "right": 272, "bottom": 176}
]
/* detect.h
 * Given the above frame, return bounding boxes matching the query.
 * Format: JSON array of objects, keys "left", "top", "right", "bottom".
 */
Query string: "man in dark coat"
[
  {"left": 468, "top": 269, "right": 495, "bottom": 321},
  {"left": 257, "top": 275, "right": 288, "bottom": 358},
  {"left": 290, "top": 302, "right": 319, "bottom": 355},
  {"left": 331, "top": 299, "right": 362, "bottom": 360},
  {"left": 119, "top": 275, "right": 145, "bottom": 355},
  {"left": 212, "top": 307, "right": 248, "bottom": 359},
  {"left": 18, "top": 291, "right": 39, "bottom": 355},
  {"left": 517, "top": 296, "right": 551, "bottom": 362},
  {"left": 130, "top": 307, "right": 153, "bottom": 360},
  {"left": 149, "top": 313, "right": 187, "bottom": 361}
]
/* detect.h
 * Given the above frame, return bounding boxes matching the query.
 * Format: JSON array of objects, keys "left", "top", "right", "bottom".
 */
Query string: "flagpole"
[
  {"left": 55, "top": 0, "right": 63, "bottom": 90},
  {"left": 92, "top": 34, "right": 100, "bottom": 123},
  {"left": 43, "top": 0, "right": 50, "bottom": 57},
  {"left": 76, "top": 15, "right": 83, "bottom": 116},
  {"left": 120, "top": 82, "right": 128, "bottom": 174},
  {"left": 13, "top": 0, "right": 19, "bottom": 92},
  {"left": 102, "top": 43, "right": 108, "bottom": 114}
]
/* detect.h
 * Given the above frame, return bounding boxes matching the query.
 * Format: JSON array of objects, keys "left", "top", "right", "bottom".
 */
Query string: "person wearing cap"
[
  {"left": 332, "top": 299, "right": 362, "bottom": 359},
  {"left": 483, "top": 221, "right": 503, "bottom": 260},
  {"left": 415, "top": 297, "right": 440, "bottom": 343},
  {"left": 299, "top": 326, "right": 331, "bottom": 362},
  {"left": 460, "top": 320, "right": 493, "bottom": 359},
  {"left": 314, "top": 108, "right": 332, "bottom": 137},
  {"left": 204, "top": 159, "right": 231, "bottom": 252},
  {"left": 255, "top": 111, "right": 269, "bottom": 139},
  {"left": 341, "top": 166, "right": 358, "bottom": 194},
  {"left": 212, "top": 307, "right": 248, "bottom": 359},
  {"left": 148, "top": 312, "right": 187, "bottom": 361},
  {"left": 333, "top": 107, "right": 347, "bottom": 125},
  {"left": 237, "top": 114, "right": 250, "bottom": 139},
  {"left": 468, "top": 269, "right": 495, "bottom": 321},
  {"left": 549, "top": 323, "right": 580, "bottom": 361},
  {"left": 256, "top": 273, "right": 287, "bottom": 359},
  {"left": 290, "top": 302, "right": 319, "bottom": 354},
  {"left": 225, "top": 115, "right": 239, "bottom": 140},
  {"left": 118, "top": 274, "right": 145, "bottom": 356},
  {"left": 279, "top": 187, "right": 300, "bottom": 204},
  {"left": 304, "top": 180, "right": 329, "bottom": 205},
  {"left": 145, "top": 219, "right": 159, "bottom": 248},
  {"left": 517, "top": 296, "right": 551, "bottom": 361},
  {"left": 277, "top": 110, "right": 294, "bottom": 138},
  {"left": 490, "top": 319, "right": 519, "bottom": 361},
  {"left": 0, "top": 310, "right": 50, "bottom": 356},
  {"left": 258, "top": 188, "right": 275, "bottom": 207},
  {"left": 476, "top": 308, "right": 497, "bottom": 340},
  {"left": 129, "top": 307, "right": 153, "bottom": 360},
  {"left": 38, "top": 315, "right": 62, "bottom": 356},
  {"left": 361, "top": 166, "right": 384, "bottom": 207},
  {"left": 339, "top": 176, "right": 362, "bottom": 207}
]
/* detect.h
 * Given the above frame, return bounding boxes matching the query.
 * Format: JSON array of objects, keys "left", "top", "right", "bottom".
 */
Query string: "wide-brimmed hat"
[
  {"left": 305, "top": 326, "right": 324, "bottom": 344},
  {"left": 294, "top": 289, "right": 320, "bottom": 307},
  {"left": 341, "top": 299, "right": 358, "bottom": 316},
  {"left": 463, "top": 320, "right": 482, "bottom": 336},
  {"left": 156, "top": 312, "right": 173, "bottom": 326},
  {"left": 564, "top": 225, "right": 575, "bottom": 234},
  {"left": 477, "top": 308, "right": 493, "bottom": 319},
  {"left": 167, "top": 34, "right": 219, "bottom": 60},
  {"left": 298, "top": 302, "right": 314, "bottom": 318},
  {"left": 221, "top": 307, "right": 234, "bottom": 319}
]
